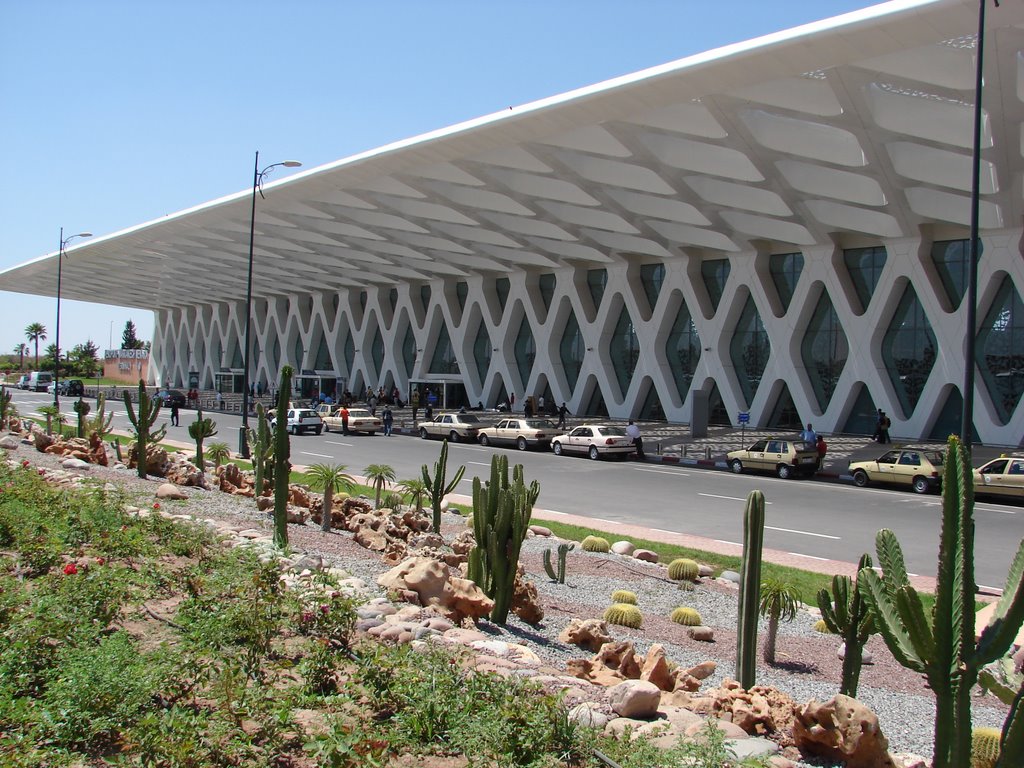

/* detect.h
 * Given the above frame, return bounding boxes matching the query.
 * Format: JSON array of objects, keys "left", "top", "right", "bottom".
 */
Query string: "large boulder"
[
  {"left": 689, "top": 679, "right": 798, "bottom": 737},
  {"left": 608, "top": 680, "right": 661, "bottom": 719},
  {"left": 511, "top": 569, "right": 544, "bottom": 624},
  {"left": 558, "top": 618, "right": 612, "bottom": 651},
  {"left": 793, "top": 695, "right": 896, "bottom": 768},
  {"left": 377, "top": 556, "right": 493, "bottom": 623}
]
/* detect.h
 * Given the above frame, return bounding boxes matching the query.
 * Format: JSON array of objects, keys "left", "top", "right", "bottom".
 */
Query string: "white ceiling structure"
[{"left": 3, "top": 0, "right": 1024, "bottom": 309}]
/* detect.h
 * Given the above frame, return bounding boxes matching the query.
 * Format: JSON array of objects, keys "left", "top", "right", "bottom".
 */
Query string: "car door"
[
  {"left": 977, "top": 458, "right": 1011, "bottom": 497},
  {"left": 567, "top": 426, "right": 592, "bottom": 453},
  {"left": 764, "top": 440, "right": 786, "bottom": 471},
  {"left": 894, "top": 451, "right": 923, "bottom": 487},
  {"left": 496, "top": 419, "right": 514, "bottom": 444},
  {"left": 872, "top": 450, "right": 901, "bottom": 483}
]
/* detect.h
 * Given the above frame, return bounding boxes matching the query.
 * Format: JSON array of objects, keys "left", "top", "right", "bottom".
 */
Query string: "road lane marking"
[
  {"left": 468, "top": 461, "right": 491, "bottom": 466},
  {"left": 299, "top": 451, "right": 333, "bottom": 459},
  {"left": 715, "top": 539, "right": 742, "bottom": 547},
  {"left": 765, "top": 525, "right": 839, "bottom": 540},
  {"left": 788, "top": 553, "right": 829, "bottom": 561},
  {"left": 323, "top": 441, "right": 352, "bottom": 447},
  {"left": 634, "top": 467, "right": 690, "bottom": 476},
  {"left": 650, "top": 528, "right": 678, "bottom": 535},
  {"left": 699, "top": 493, "right": 773, "bottom": 504}
]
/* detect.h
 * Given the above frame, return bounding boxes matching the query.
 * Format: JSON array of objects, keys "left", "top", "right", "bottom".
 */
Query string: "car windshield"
[
  {"left": 596, "top": 426, "right": 627, "bottom": 436},
  {"left": 456, "top": 414, "right": 481, "bottom": 423},
  {"left": 296, "top": 410, "right": 317, "bottom": 418},
  {"left": 525, "top": 419, "right": 555, "bottom": 429}
]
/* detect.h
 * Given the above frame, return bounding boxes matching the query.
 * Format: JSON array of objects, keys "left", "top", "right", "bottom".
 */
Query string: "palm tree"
[
  {"left": 363, "top": 463, "right": 396, "bottom": 508},
  {"left": 758, "top": 578, "right": 802, "bottom": 664},
  {"left": 24, "top": 323, "right": 46, "bottom": 368},
  {"left": 397, "top": 477, "right": 429, "bottom": 514},
  {"left": 206, "top": 441, "right": 231, "bottom": 468},
  {"left": 13, "top": 343, "right": 27, "bottom": 371},
  {"left": 307, "top": 463, "right": 356, "bottom": 532}
]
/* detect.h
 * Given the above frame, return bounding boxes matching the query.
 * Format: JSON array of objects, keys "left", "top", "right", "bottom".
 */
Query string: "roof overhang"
[{"left": 3, "top": 0, "right": 1023, "bottom": 310}]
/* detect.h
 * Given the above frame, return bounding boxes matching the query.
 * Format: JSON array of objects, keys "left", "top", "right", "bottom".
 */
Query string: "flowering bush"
[{"left": 63, "top": 563, "right": 78, "bottom": 576}]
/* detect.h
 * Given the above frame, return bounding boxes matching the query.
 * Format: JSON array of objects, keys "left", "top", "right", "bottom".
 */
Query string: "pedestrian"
[
  {"left": 424, "top": 402, "right": 433, "bottom": 421},
  {"left": 382, "top": 405, "right": 393, "bottom": 436},
  {"left": 340, "top": 406, "right": 350, "bottom": 436},
  {"left": 215, "top": 391, "right": 223, "bottom": 410},
  {"left": 626, "top": 419, "right": 645, "bottom": 459},
  {"left": 537, "top": 394, "right": 545, "bottom": 414},
  {"left": 816, "top": 434, "right": 828, "bottom": 471},
  {"left": 170, "top": 401, "right": 180, "bottom": 427},
  {"left": 524, "top": 398, "right": 533, "bottom": 418},
  {"left": 800, "top": 423, "right": 817, "bottom": 444},
  {"left": 510, "top": 392, "right": 516, "bottom": 412},
  {"left": 878, "top": 411, "right": 891, "bottom": 444},
  {"left": 411, "top": 389, "right": 420, "bottom": 421},
  {"left": 557, "top": 402, "right": 569, "bottom": 430},
  {"left": 873, "top": 409, "right": 884, "bottom": 442}
]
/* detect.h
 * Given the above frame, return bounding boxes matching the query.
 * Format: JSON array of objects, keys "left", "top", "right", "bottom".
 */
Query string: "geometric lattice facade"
[{"left": 5, "top": 0, "right": 1024, "bottom": 446}]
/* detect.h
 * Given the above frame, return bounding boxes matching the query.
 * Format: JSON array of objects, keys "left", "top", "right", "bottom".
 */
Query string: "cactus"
[
  {"left": 736, "top": 489, "right": 765, "bottom": 689},
  {"left": 0, "top": 385, "right": 11, "bottom": 430},
  {"left": 542, "top": 542, "right": 573, "bottom": 584},
  {"left": 603, "top": 603, "right": 642, "bottom": 629},
  {"left": 465, "top": 454, "right": 539, "bottom": 625},
  {"left": 980, "top": 651, "right": 1024, "bottom": 706},
  {"left": 581, "top": 535, "right": 610, "bottom": 553},
  {"left": 668, "top": 558, "right": 700, "bottom": 582},
  {"left": 272, "top": 366, "right": 294, "bottom": 548},
  {"left": 611, "top": 590, "right": 637, "bottom": 605},
  {"left": 972, "top": 727, "right": 1002, "bottom": 768},
  {"left": 85, "top": 394, "right": 114, "bottom": 439},
  {"left": 421, "top": 439, "right": 466, "bottom": 534},
  {"left": 247, "top": 403, "right": 274, "bottom": 496},
  {"left": 859, "top": 435, "right": 1024, "bottom": 768},
  {"left": 188, "top": 407, "right": 217, "bottom": 470},
  {"left": 813, "top": 618, "right": 832, "bottom": 634},
  {"left": 671, "top": 606, "right": 702, "bottom": 626},
  {"left": 817, "top": 553, "right": 875, "bottom": 697},
  {"left": 72, "top": 397, "right": 91, "bottom": 438},
  {"left": 124, "top": 380, "right": 165, "bottom": 479},
  {"left": 112, "top": 438, "right": 123, "bottom": 463}
]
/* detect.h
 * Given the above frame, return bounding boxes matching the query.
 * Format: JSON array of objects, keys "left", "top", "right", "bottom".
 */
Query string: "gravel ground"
[{"left": 5, "top": 439, "right": 1012, "bottom": 762}]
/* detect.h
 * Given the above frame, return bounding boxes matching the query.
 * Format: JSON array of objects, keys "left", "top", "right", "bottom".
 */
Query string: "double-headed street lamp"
[
  {"left": 55, "top": 228, "right": 92, "bottom": 410},
  {"left": 239, "top": 152, "right": 301, "bottom": 457}
]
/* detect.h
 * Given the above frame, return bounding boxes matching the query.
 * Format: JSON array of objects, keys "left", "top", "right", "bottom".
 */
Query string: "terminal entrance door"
[{"left": 408, "top": 379, "right": 469, "bottom": 410}]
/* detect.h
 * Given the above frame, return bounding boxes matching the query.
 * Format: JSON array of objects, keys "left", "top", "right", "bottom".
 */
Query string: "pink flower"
[
  {"left": 95, "top": 557, "right": 105, "bottom": 566},
  {"left": 63, "top": 563, "right": 78, "bottom": 576},
  {"left": 20, "top": 460, "right": 29, "bottom": 468},
  {"left": 320, "top": 604, "right": 330, "bottom": 614},
  {"left": 301, "top": 612, "right": 313, "bottom": 623}
]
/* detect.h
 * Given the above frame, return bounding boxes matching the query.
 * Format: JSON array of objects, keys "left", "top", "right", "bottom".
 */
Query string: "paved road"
[{"left": 11, "top": 391, "right": 1023, "bottom": 588}]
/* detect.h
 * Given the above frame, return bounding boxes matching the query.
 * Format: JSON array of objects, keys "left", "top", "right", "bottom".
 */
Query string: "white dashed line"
[
  {"left": 299, "top": 451, "right": 333, "bottom": 459},
  {"left": 788, "top": 553, "right": 829, "bottom": 561},
  {"left": 633, "top": 467, "right": 690, "bottom": 476},
  {"left": 715, "top": 539, "right": 742, "bottom": 547},
  {"left": 765, "top": 525, "right": 839, "bottom": 540},
  {"left": 699, "top": 492, "right": 773, "bottom": 504},
  {"left": 323, "top": 441, "right": 352, "bottom": 447}
]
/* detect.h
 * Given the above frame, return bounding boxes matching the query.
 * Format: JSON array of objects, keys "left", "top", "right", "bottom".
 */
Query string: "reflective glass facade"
[
  {"left": 587, "top": 269, "right": 607, "bottom": 311},
  {"left": 401, "top": 326, "right": 415, "bottom": 377},
  {"left": 343, "top": 332, "right": 354, "bottom": 376},
  {"left": 496, "top": 278, "right": 510, "bottom": 313},
  {"left": 844, "top": 246, "right": 887, "bottom": 312},
  {"left": 609, "top": 307, "right": 639, "bottom": 397},
  {"left": 977, "top": 276, "right": 1024, "bottom": 424},
  {"left": 370, "top": 328, "right": 384, "bottom": 377},
  {"left": 420, "top": 285, "right": 431, "bottom": 313},
  {"left": 559, "top": 311, "right": 584, "bottom": 391},
  {"left": 473, "top": 321, "right": 491, "bottom": 384},
  {"left": 640, "top": 263, "right": 665, "bottom": 313},
  {"left": 665, "top": 300, "right": 700, "bottom": 400},
  {"left": 767, "top": 384, "right": 801, "bottom": 430},
  {"left": 729, "top": 296, "right": 769, "bottom": 407},
  {"left": 932, "top": 239, "right": 970, "bottom": 309},
  {"left": 801, "top": 291, "right": 848, "bottom": 411},
  {"left": 882, "top": 285, "right": 936, "bottom": 416},
  {"left": 429, "top": 324, "right": 458, "bottom": 374},
  {"left": 456, "top": 281, "right": 468, "bottom": 311},
  {"left": 769, "top": 252, "right": 803, "bottom": 312},
  {"left": 514, "top": 316, "right": 535, "bottom": 388},
  {"left": 539, "top": 273, "right": 555, "bottom": 311},
  {"left": 701, "top": 259, "right": 730, "bottom": 313}
]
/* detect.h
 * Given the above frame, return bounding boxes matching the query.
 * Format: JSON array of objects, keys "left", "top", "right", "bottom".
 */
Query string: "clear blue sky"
[{"left": 0, "top": 0, "right": 876, "bottom": 358}]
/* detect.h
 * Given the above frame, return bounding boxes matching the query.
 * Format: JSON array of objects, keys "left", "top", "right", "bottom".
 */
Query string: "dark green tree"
[{"left": 121, "top": 320, "right": 145, "bottom": 350}]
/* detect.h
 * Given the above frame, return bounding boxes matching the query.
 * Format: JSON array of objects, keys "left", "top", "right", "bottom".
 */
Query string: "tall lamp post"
[
  {"left": 239, "top": 152, "right": 301, "bottom": 457},
  {"left": 962, "top": 0, "right": 999, "bottom": 449},
  {"left": 55, "top": 228, "right": 92, "bottom": 411}
]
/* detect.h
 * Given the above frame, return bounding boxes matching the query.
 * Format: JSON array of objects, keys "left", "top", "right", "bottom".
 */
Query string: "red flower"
[
  {"left": 301, "top": 612, "right": 313, "bottom": 623},
  {"left": 63, "top": 563, "right": 78, "bottom": 576},
  {"left": 152, "top": 502, "right": 161, "bottom": 510},
  {"left": 320, "top": 604, "right": 330, "bottom": 614},
  {"left": 95, "top": 557, "right": 105, "bottom": 566},
  {"left": 20, "top": 460, "right": 29, "bottom": 468},
  {"left": 37, "top": 468, "right": 45, "bottom": 476}
]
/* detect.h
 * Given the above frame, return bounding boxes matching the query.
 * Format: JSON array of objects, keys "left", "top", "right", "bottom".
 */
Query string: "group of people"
[{"left": 800, "top": 423, "right": 829, "bottom": 470}]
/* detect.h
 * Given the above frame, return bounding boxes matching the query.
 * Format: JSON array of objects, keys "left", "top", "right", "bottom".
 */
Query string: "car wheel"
[
  {"left": 552, "top": 441, "right": 563, "bottom": 456},
  {"left": 479, "top": 434, "right": 490, "bottom": 446},
  {"left": 419, "top": 427, "right": 429, "bottom": 439},
  {"left": 314, "top": 427, "right": 322, "bottom": 435},
  {"left": 589, "top": 445, "right": 600, "bottom": 460},
  {"left": 776, "top": 464, "right": 792, "bottom": 479},
  {"left": 852, "top": 469, "right": 869, "bottom": 488},
  {"left": 913, "top": 476, "right": 930, "bottom": 494},
  {"left": 368, "top": 431, "right": 376, "bottom": 436},
  {"left": 449, "top": 431, "right": 460, "bottom": 443},
  {"left": 516, "top": 437, "right": 527, "bottom": 451},
  {"left": 730, "top": 459, "right": 744, "bottom": 474}
]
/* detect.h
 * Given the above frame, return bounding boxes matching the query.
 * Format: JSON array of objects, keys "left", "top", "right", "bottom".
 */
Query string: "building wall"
[{"left": 152, "top": 228, "right": 1024, "bottom": 446}]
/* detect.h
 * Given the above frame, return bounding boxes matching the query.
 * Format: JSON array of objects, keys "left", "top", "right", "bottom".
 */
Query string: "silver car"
[{"left": 550, "top": 424, "right": 635, "bottom": 460}]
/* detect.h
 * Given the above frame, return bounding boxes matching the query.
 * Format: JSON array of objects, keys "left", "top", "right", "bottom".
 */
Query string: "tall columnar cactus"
[
  {"left": 272, "top": 366, "right": 294, "bottom": 548},
  {"left": 542, "top": 542, "right": 573, "bottom": 583},
  {"left": 85, "top": 393, "right": 114, "bottom": 439},
  {"left": 187, "top": 407, "right": 217, "bottom": 470},
  {"left": 859, "top": 435, "right": 1024, "bottom": 768},
  {"left": 72, "top": 397, "right": 91, "bottom": 438},
  {"left": 421, "top": 439, "right": 465, "bottom": 534},
  {"left": 817, "top": 553, "right": 875, "bottom": 697},
  {"left": 736, "top": 489, "right": 765, "bottom": 689},
  {"left": 247, "top": 403, "right": 273, "bottom": 496},
  {"left": 124, "top": 380, "right": 165, "bottom": 479},
  {"left": 466, "top": 454, "right": 539, "bottom": 624},
  {"left": 0, "top": 385, "right": 11, "bottom": 430}
]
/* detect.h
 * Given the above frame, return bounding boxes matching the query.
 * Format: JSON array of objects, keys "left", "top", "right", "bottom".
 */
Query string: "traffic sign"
[{"left": 737, "top": 412, "right": 750, "bottom": 424}]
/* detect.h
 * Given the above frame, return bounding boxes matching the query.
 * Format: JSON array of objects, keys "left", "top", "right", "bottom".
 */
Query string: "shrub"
[
  {"left": 603, "top": 603, "right": 642, "bottom": 629},
  {"left": 670, "top": 606, "right": 702, "bottom": 626},
  {"left": 668, "top": 558, "right": 699, "bottom": 581},
  {"left": 611, "top": 589, "right": 637, "bottom": 604},
  {"left": 581, "top": 535, "right": 610, "bottom": 553}
]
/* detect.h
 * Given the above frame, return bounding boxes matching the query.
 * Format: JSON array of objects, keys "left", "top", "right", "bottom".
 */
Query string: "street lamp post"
[
  {"left": 55, "top": 227, "right": 92, "bottom": 411},
  {"left": 239, "top": 152, "right": 301, "bottom": 457}
]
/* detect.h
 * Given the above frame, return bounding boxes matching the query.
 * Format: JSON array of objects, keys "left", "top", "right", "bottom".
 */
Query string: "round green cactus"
[
  {"left": 581, "top": 535, "right": 610, "bottom": 553},
  {"left": 670, "top": 606, "right": 702, "bottom": 626},
  {"left": 611, "top": 590, "right": 637, "bottom": 605},
  {"left": 603, "top": 603, "right": 642, "bottom": 629},
  {"left": 971, "top": 727, "right": 1001, "bottom": 768},
  {"left": 813, "top": 618, "right": 833, "bottom": 634},
  {"left": 668, "top": 558, "right": 700, "bottom": 581}
]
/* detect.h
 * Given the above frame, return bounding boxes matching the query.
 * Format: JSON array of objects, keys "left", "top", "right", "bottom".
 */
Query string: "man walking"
[
  {"left": 382, "top": 405, "right": 393, "bottom": 436},
  {"left": 169, "top": 400, "right": 180, "bottom": 427},
  {"left": 557, "top": 403, "right": 569, "bottom": 430},
  {"left": 626, "top": 419, "right": 645, "bottom": 459}
]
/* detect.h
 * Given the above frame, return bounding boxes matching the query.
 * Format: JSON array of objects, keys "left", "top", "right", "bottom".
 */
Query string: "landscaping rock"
[
  {"left": 687, "top": 626, "right": 715, "bottom": 642},
  {"left": 558, "top": 618, "right": 611, "bottom": 651},
  {"left": 633, "top": 549, "right": 659, "bottom": 563},
  {"left": 793, "top": 694, "right": 896, "bottom": 768},
  {"left": 155, "top": 483, "right": 187, "bottom": 500},
  {"left": 0, "top": 435, "right": 20, "bottom": 449},
  {"left": 61, "top": 458, "right": 91, "bottom": 470},
  {"left": 720, "top": 570, "right": 741, "bottom": 583},
  {"left": 611, "top": 540, "right": 635, "bottom": 556},
  {"left": 608, "top": 680, "right": 661, "bottom": 719},
  {"left": 568, "top": 702, "right": 610, "bottom": 729}
]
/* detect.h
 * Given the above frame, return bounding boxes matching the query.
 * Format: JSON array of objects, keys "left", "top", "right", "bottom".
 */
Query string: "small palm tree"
[
  {"left": 307, "top": 463, "right": 356, "bottom": 533},
  {"left": 364, "top": 463, "right": 396, "bottom": 508},
  {"left": 397, "top": 477, "right": 429, "bottom": 514},
  {"left": 206, "top": 441, "right": 231, "bottom": 468},
  {"left": 37, "top": 404, "right": 64, "bottom": 436},
  {"left": 13, "top": 343, "right": 27, "bottom": 371},
  {"left": 25, "top": 323, "right": 46, "bottom": 368},
  {"left": 759, "top": 577, "right": 802, "bottom": 664}
]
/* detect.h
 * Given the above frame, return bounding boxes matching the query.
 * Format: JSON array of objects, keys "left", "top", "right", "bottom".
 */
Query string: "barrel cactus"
[
  {"left": 813, "top": 618, "right": 832, "bottom": 634},
  {"left": 668, "top": 558, "right": 700, "bottom": 581},
  {"left": 581, "top": 535, "right": 610, "bottom": 553},
  {"left": 670, "top": 606, "right": 702, "bottom": 626},
  {"left": 611, "top": 590, "right": 637, "bottom": 605},
  {"left": 604, "top": 603, "right": 642, "bottom": 629},
  {"left": 971, "top": 727, "right": 1001, "bottom": 768}
]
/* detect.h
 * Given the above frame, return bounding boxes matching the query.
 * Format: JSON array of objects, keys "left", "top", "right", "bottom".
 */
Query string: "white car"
[
  {"left": 322, "top": 407, "right": 382, "bottom": 435},
  {"left": 270, "top": 408, "right": 323, "bottom": 435},
  {"left": 418, "top": 412, "right": 483, "bottom": 442},
  {"left": 550, "top": 424, "right": 635, "bottom": 460},
  {"left": 477, "top": 418, "right": 557, "bottom": 450}
]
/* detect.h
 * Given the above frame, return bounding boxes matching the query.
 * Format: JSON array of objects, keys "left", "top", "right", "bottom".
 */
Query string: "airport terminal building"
[{"left": 4, "top": 0, "right": 1024, "bottom": 445}]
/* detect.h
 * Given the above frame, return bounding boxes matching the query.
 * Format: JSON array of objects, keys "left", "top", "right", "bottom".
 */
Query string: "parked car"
[
  {"left": 61, "top": 379, "right": 84, "bottom": 396},
  {"left": 418, "top": 412, "right": 483, "bottom": 442},
  {"left": 972, "top": 456, "right": 1024, "bottom": 499},
  {"left": 478, "top": 418, "right": 558, "bottom": 450},
  {"left": 848, "top": 447, "right": 945, "bottom": 494},
  {"left": 550, "top": 424, "right": 635, "bottom": 460},
  {"left": 28, "top": 371, "right": 53, "bottom": 392},
  {"left": 16, "top": 375, "right": 30, "bottom": 390},
  {"left": 270, "top": 408, "right": 323, "bottom": 435},
  {"left": 155, "top": 389, "right": 187, "bottom": 407},
  {"left": 727, "top": 438, "right": 818, "bottom": 479},
  {"left": 322, "top": 407, "right": 382, "bottom": 435}
]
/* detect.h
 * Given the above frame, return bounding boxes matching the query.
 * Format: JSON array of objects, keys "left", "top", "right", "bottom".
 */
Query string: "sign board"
[{"left": 738, "top": 412, "right": 750, "bottom": 424}]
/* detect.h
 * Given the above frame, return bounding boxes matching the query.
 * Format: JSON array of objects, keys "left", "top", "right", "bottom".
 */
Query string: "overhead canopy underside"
[{"left": 3, "top": 0, "right": 1023, "bottom": 310}]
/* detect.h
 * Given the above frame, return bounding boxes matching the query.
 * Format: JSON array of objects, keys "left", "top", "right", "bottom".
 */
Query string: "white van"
[{"left": 28, "top": 371, "right": 53, "bottom": 392}]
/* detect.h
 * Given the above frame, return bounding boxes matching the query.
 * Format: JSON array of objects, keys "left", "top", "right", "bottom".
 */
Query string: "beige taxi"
[
  {"left": 727, "top": 438, "right": 819, "bottom": 479},
  {"left": 973, "top": 456, "right": 1024, "bottom": 500},
  {"left": 848, "top": 447, "right": 944, "bottom": 494}
]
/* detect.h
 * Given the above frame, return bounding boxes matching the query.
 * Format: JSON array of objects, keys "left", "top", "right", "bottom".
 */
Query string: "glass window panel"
[
  {"left": 701, "top": 259, "right": 731, "bottom": 313},
  {"left": 388, "top": 288, "right": 398, "bottom": 313},
  {"left": 769, "top": 253, "right": 804, "bottom": 312},
  {"left": 401, "top": 326, "right": 415, "bottom": 378},
  {"left": 420, "top": 285, "right": 431, "bottom": 313},
  {"left": 609, "top": 307, "right": 639, "bottom": 397},
  {"left": 844, "top": 246, "right": 887, "bottom": 312},
  {"left": 587, "top": 269, "right": 607, "bottom": 311},
  {"left": 496, "top": 278, "right": 510, "bottom": 313},
  {"left": 313, "top": 332, "right": 333, "bottom": 370},
  {"left": 932, "top": 240, "right": 973, "bottom": 310},
  {"left": 514, "top": 317, "right": 535, "bottom": 389},
  {"left": 640, "top": 264, "right": 665, "bottom": 314},
  {"left": 539, "top": 273, "right": 555, "bottom": 311},
  {"left": 473, "top": 321, "right": 491, "bottom": 383},
  {"left": 800, "top": 291, "right": 848, "bottom": 412},
  {"left": 370, "top": 328, "right": 384, "bottom": 377},
  {"left": 456, "top": 281, "right": 468, "bottom": 311},
  {"left": 882, "top": 285, "right": 937, "bottom": 416},
  {"left": 729, "top": 296, "right": 770, "bottom": 407},
  {"left": 841, "top": 383, "right": 879, "bottom": 436},
  {"left": 767, "top": 384, "right": 801, "bottom": 430},
  {"left": 428, "top": 324, "right": 459, "bottom": 374},
  {"left": 665, "top": 300, "right": 701, "bottom": 400},
  {"left": 559, "top": 311, "right": 584, "bottom": 391},
  {"left": 343, "top": 331, "right": 354, "bottom": 376},
  {"left": 977, "top": 276, "right": 1024, "bottom": 424}
]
